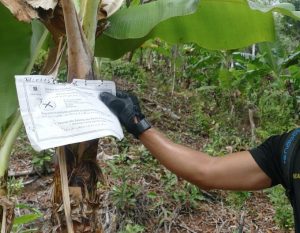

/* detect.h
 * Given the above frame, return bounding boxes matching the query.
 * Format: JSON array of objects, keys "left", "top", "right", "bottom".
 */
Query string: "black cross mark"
[{"left": 42, "top": 101, "right": 54, "bottom": 109}]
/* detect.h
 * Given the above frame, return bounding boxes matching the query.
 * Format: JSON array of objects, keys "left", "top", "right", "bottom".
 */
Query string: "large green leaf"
[
  {"left": 0, "top": 4, "right": 48, "bottom": 137},
  {"left": 95, "top": 0, "right": 300, "bottom": 59},
  {"left": 95, "top": 34, "right": 150, "bottom": 59},
  {"left": 0, "top": 3, "right": 31, "bottom": 135},
  {"left": 106, "top": 0, "right": 200, "bottom": 39}
]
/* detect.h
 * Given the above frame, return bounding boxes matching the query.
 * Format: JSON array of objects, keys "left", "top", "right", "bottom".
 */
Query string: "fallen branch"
[
  {"left": 178, "top": 222, "right": 197, "bottom": 233},
  {"left": 8, "top": 168, "right": 54, "bottom": 177},
  {"left": 201, "top": 189, "right": 218, "bottom": 202},
  {"left": 23, "top": 177, "right": 39, "bottom": 185},
  {"left": 142, "top": 98, "right": 181, "bottom": 120},
  {"left": 158, "top": 105, "right": 181, "bottom": 120},
  {"left": 8, "top": 169, "right": 35, "bottom": 177}
]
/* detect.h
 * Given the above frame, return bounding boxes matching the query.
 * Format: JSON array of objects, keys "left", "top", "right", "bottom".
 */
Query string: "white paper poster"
[{"left": 15, "top": 75, "right": 123, "bottom": 151}]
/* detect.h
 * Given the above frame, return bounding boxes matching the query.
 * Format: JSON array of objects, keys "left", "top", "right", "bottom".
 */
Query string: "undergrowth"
[
  {"left": 98, "top": 41, "right": 299, "bottom": 232},
  {"left": 11, "top": 40, "right": 299, "bottom": 232}
]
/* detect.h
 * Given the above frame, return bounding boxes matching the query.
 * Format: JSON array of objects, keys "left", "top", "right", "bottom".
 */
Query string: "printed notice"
[{"left": 15, "top": 75, "right": 124, "bottom": 151}]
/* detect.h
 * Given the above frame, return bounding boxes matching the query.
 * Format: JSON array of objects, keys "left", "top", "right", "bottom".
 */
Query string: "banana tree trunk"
[{"left": 51, "top": 0, "right": 105, "bottom": 232}]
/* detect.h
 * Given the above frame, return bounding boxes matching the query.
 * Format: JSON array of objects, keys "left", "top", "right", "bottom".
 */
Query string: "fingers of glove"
[
  {"left": 129, "top": 94, "right": 140, "bottom": 106},
  {"left": 116, "top": 90, "right": 140, "bottom": 107},
  {"left": 100, "top": 92, "right": 126, "bottom": 117},
  {"left": 100, "top": 92, "right": 116, "bottom": 106},
  {"left": 116, "top": 90, "right": 130, "bottom": 98},
  {"left": 122, "top": 111, "right": 138, "bottom": 135},
  {"left": 100, "top": 91, "right": 143, "bottom": 133},
  {"left": 130, "top": 96, "right": 143, "bottom": 118},
  {"left": 119, "top": 108, "right": 144, "bottom": 137},
  {"left": 116, "top": 91, "right": 142, "bottom": 115}
]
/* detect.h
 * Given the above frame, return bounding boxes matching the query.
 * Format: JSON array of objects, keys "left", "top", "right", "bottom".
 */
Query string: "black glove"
[{"left": 100, "top": 91, "right": 151, "bottom": 138}]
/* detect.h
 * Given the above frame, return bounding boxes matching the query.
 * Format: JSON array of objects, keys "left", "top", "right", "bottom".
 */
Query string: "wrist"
[{"left": 135, "top": 118, "right": 151, "bottom": 138}]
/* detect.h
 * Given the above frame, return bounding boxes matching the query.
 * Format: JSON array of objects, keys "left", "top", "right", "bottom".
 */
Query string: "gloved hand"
[{"left": 100, "top": 91, "right": 151, "bottom": 138}]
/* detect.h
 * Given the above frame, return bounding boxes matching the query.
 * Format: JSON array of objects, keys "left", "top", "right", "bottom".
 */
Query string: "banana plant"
[
  {"left": 0, "top": 5, "right": 49, "bottom": 232},
  {"left": 95, "top": 0, "right": 300, "bottom": 59},
  {"left": 0, "top": 0, "right": 300, "bottom": 232}
]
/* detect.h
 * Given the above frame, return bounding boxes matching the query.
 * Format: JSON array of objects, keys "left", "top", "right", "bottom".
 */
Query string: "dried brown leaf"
[
  {"left": 99, "top": 0, "right": 124, "bottom": 20},
  {"left": 25, "top": 0, "right": 57, "bottom": 10},
  {"left": 0, "top": 0, "right": 38, "bottom": 22}
]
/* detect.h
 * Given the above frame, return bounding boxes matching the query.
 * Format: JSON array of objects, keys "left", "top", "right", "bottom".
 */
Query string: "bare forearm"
[
  {"left": 139, "top": 128, "right": 214, "bottom": 189},
  {"left": 139, "top": 128, "right": 271, "bottom": 191}
]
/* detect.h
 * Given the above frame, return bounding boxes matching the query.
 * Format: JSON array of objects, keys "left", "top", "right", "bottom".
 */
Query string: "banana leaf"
[
  {"left": 95, "top": 0, "right": 300, "bottom": 59},
  {"left": 0, "top": 3, "right": 31, "bottom": 135}
]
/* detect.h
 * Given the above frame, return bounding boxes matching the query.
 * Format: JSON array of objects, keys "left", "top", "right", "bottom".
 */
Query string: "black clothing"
[{"left": 250, "top": 129, "right": 300, "bottom": 232}]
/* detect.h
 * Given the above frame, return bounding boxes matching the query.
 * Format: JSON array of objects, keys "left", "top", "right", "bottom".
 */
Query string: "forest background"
[{"left": 1, "top": 0, "right": 300, "bottom": 232}]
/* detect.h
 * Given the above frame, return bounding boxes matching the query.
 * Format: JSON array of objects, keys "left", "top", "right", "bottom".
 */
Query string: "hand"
[{"left": 100, "top": 91, "right": 151, "bottom": 138}]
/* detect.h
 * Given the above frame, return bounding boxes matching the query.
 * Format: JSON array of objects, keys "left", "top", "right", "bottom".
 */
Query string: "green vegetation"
[
  {"left": 267, "top": 186, "right": 294, "bottom": 230},
  {"left": 12, "top": 204, "right": 42, "bottom": 233},
  {"left": 1, "top": 0, "right": 300, "bottom": 231},
  {"left": 96, "top": 24, "right": 300, "bottom": 229},
  {"left": 7, "top": 174, "right": 42, "bottom": 232}
]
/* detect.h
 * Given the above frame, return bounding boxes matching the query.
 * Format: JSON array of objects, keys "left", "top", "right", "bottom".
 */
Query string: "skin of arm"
[{"left": 139, "top": 128, "right": 272, "bottom": 191}]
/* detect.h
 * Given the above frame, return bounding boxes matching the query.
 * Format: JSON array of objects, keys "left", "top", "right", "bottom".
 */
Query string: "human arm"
[
  {"left": 139, "top": 128, "right": 271, "bottom": 191},
  {"left": 100, "top": 91, "right": 272, "bottom": 191}
]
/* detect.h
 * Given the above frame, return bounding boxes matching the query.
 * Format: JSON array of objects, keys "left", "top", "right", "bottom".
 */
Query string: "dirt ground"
[
  {"left": 9, "top": 137, "right": 289, "bottom": 232},
  {"left": 8, "top": 78, "right": 294, "bottom": 233}
]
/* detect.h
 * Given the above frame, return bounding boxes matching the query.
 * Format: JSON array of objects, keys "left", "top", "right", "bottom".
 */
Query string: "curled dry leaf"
[
  {"left": 0, "top": 0, "right": 64, "bottom": 43},
  {"left": 0, "top": 0, "right": 57, "bottom": 22},
  {"left": 99, "top": 0, "right": 124, "bottom": 19},
  {"left": 25, "top": 0, "right": 57, "bottom": 10},
  {"left": 0, "top": 0, "right": 38, "bottom": 22}
]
